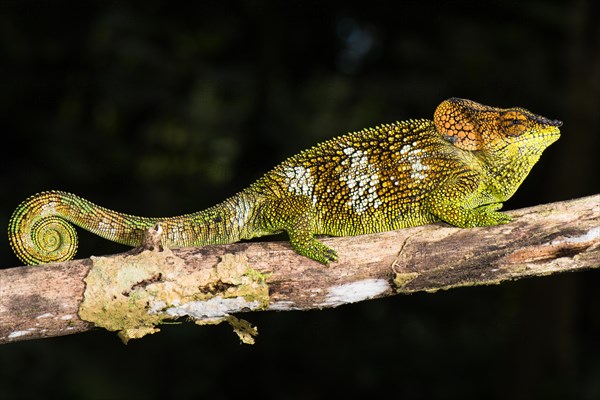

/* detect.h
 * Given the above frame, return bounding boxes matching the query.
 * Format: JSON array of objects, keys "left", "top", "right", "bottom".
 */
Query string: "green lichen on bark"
[
  {"left": 392, "top": 271, "right": 420, "bottom": 292},
  {"left": 78, "top": 249, "right": 269, "bottom": 344}
]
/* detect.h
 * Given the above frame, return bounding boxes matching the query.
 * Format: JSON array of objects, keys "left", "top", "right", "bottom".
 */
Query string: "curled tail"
[
  {"left": 9, "top": 190, "right": 266, "bottom": 265},
  {"left": 9, "top": 191, "right": 160, "bottom": 265}
]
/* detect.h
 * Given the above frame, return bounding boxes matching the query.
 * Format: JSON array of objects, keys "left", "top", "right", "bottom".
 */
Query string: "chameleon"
[{"left": 9, "top": 98, "right": 561, "bottom": 266}]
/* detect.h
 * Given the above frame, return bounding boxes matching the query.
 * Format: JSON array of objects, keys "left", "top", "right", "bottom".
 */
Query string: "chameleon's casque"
[{"left": 9, "top": 98, "right": 561, "bottom": 265}]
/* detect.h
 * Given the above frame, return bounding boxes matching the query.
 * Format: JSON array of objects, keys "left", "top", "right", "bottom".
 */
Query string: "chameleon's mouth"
[
  {"left": 509, "top": 124, "right": 560, "bottom": 153},
  {"left": 541, "top": 118, "right": 562, "bottom": 142},
  {"left": 544, "top": 125, "right": 562, "bottom": 138},
  {"left": 536, "top": 127, "right": 561, "bottom": 142},
  {"left": 515, "top": 126, "right": 561, "bottom": 152}
]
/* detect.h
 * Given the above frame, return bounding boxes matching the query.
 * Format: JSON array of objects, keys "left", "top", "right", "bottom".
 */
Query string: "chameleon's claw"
[{"left": 290, "top": 236, "right": 338, "bottom": 265}]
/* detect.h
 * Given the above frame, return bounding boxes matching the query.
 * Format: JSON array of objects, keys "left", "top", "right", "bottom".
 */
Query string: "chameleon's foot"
[
  {"left": 290, "top": 236, "right": 338, "bottom": 265},
  {"left": 444, "top": 203, "right": 512, "bottom": 228},
  {"left": 431, "top": 202, "right": 513, "bottom": 228},
  {"left": 471, "top": 203, "right": 512, "bottom": 226}
]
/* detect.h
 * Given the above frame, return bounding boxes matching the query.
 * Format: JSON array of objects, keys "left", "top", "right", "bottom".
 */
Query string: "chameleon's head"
[{"left": 433, "top": 98, "right": 562, "bottom": 156}]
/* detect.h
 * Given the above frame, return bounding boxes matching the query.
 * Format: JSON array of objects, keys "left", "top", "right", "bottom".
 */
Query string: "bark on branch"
[{"left": 1, "top": 195, "right": 598, "bottom": 344}]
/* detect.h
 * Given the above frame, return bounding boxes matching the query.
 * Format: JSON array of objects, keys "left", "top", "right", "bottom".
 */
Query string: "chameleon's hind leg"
[{"left": 261, "top": 196, "right": 337, "bottom": 265}]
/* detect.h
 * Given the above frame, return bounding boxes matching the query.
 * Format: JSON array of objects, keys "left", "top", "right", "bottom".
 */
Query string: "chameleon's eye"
[{"left": 501, "top": 111, "right": 528, "bottom": 136}]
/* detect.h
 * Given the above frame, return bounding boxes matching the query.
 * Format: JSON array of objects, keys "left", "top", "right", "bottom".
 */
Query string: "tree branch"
[{"left": 1, "top": 195, "right": 598, "bottom": 344}]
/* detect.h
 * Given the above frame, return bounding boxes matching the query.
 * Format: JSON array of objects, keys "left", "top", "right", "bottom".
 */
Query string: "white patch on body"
[
  {"left": 340, "top": 147, "right": 382, "bottom": 213},
  {"left": 97, "top": 219, "right": 118, "bottom": 238},
  {"left": 410, "top": 158, "right": 430, "bottom": 180},
  {"left": 98, "top": 219, "right": 111, "bottom": 232},
  {"left": 232, "top": 197, "right": 252, "bottom": 228},
  {"left": 400, "top": 144, "right": 411, "bottom": 155},
  {"left": 168, "top": 226, "right": 189, "bottom": 243},
  {"left": 343, "top": 147, "right": 356, "bottom": 155},
  {"left": 320, "top": 279, "right": 390, "bottom": 307},
  {"left": 283, "top": 165, "right": 316, "bottom": 204},
  {"left": 398, "top": 146, "right": 429, "bottom": 181},
  {"left": 40, "top": 203, "right": 55, "bottom": 218}
]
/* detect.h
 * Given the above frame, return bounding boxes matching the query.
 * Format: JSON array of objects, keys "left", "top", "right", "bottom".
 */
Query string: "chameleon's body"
[{"left": 9, "top": 98, "right": 561, "bottom": 265}]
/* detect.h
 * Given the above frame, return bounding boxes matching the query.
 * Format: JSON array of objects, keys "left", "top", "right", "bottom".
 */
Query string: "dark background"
[{"left": 1, "top": 1, "right": 599, "bottom": 399}]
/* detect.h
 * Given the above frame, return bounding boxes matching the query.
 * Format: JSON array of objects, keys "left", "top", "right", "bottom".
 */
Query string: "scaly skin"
[{"left": 9, "top": 98, "right": 561, "bottom": 265}]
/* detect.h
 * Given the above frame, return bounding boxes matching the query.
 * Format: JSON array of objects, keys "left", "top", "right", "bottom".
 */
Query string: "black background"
[{"left": 1, "top": 1, "right": 599, "bottom": 399}]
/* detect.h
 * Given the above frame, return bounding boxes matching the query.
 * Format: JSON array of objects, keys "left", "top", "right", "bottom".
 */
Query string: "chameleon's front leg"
[
  {"left": 259, "top": 196, "right": 338, "bottom": 265},
  {"left": 425, "top": 172, "right": 512, "bottom": 228}
]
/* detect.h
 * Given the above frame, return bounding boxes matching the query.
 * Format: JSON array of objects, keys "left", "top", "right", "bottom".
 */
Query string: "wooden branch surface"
[{"left": 1, "top": 195, "right": 598, "bottom": 344}]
